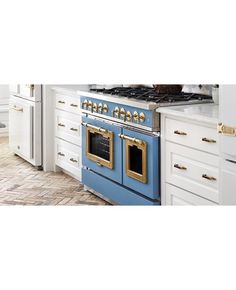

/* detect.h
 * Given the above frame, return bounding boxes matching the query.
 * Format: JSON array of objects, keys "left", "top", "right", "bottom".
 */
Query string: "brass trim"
[
  {"left": 218, "top": 123, "right": 236, "bottom": 137},
  {"left": 126, "top": 111, "right": 132, "bottom": 121},
  {"left": 103, "top": 104, "right": 109, "bottom": 113},
  {"left": 139, "top": 112, "right": 146, "bottom": 123},
  {"left": 85, "top": 124, "right": 113, "bottom": 169},
  {"left": 118, "top": 133, "right": 144, "bottom": 145},
  {"left": 124, "top": 135, "right": 147, "bottom": 183}
]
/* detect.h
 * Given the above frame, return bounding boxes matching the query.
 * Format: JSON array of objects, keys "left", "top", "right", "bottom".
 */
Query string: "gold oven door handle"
[
  {"left": 118, "top": 134, "right": 144, "bottom": 145},
  {"left": 218, "top": 123, "right": 236, "bottom": 137},
  {"left": 81, "top": 122, "right": 107, "bottom": 133}
]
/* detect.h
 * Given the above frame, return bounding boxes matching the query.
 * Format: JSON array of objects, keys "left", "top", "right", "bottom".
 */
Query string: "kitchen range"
[
  {"left": 79, "top": 86, "right": 213, "bottom": 205},
  {"left": 3, "top": 84, "right": 236, "bottom": 206}
]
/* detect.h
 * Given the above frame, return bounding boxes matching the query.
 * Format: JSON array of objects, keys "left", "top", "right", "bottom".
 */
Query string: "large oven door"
[
  {"left": 121, "top": 128, "right": 160, "bottom": 200},
  {"left": 82, "top": 116, "right": 122, "bottom": 183}
]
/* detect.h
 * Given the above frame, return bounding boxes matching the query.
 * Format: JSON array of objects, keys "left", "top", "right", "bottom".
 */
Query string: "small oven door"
[
  {"left": 121, "top": 128, "right": 160, "bottom": 200},
  {"left": 82, "top": 116, "right": 122, "bottom": 183}
]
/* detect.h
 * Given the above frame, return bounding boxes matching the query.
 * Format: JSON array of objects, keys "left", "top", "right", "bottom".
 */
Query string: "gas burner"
[{"left": 90, "top": 87, "right": 212, "bottom": 104}]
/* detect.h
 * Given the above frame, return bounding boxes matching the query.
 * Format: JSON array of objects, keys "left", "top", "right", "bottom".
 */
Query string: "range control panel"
[{"left": 80, "top": 96, "right": 154, "bottom": 128}]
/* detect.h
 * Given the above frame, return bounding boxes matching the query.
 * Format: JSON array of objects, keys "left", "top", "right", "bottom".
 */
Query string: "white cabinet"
[
  {"left": 219, "top": 85, "right": 236, "bottom": 204},
  {"left": 55, "top": 109, "right": 82, "bottom": 146},
  {"left": 161, "top": 111, "right": 219, "bottom": 206},
  {"left": 53, "top": 88, "right": 82, "bottom": 181},
  {"left": 166, "top": 142, "right": 219, "bottom": 203},
  {"left": 166, "top": 184, "right": 216, "bottom": 205},
  {"left": 9, "top": 96, "right": 33, "bottom": 159}
]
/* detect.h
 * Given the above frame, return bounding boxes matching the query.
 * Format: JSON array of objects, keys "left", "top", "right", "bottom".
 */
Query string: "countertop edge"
[{"left": 157, "top": 104, "right": 219, "bottom": 125}]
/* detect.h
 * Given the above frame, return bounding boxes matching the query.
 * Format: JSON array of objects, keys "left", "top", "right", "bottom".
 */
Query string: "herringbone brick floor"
[{"left": 0, "top": 137, "right": 109, "bottom": 206}]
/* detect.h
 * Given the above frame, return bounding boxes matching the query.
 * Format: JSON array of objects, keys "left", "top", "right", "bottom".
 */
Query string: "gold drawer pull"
[
  {"left": 58, "top": 123, "right": 65, "bottom": 127},
  {"left": 174, "top": 130, "right": 187, "bottom": 136},
  {"left": 58, "top": 100, "right": 65, "bottom": 104},
  {"left": 70, "top": 103, "right": 78, "bottom": 107},
  {"left": 58, "top": 152, "right": 65, "bottom": 156},
  {"left": 202, "top": 174, "right": 216, "bottom": 181},
  {"left": 70, "top": 158, "right": 78, "bottom": 163},
  {"left": 12, "top": 105, "right": 23, "bottom": 112},
  {"left": 218, "top": 123, "right": 236, "bottom": 137},
  {"left": 202, "top": 137, "right": 216, "bottom": 143},
  {"left": 174, "top": 164, "right": 187, "bottom": 170},
  {"left": 70, "top": 127, "right": 78, "bottom": 131}
]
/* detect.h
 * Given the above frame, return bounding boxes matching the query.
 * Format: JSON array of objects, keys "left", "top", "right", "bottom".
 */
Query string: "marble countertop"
[
  {"left": 157, "top": 103, "right": 219, "bottom": 125},
  {"left": 51, "top": 85, "right": 90, "bottom": 96}
]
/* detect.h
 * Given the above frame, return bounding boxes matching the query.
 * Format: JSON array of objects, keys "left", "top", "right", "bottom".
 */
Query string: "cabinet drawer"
[
  {"left": 165, "top": 184, "right": 217, "bottom": 205},
  {"left": 55, "top": 93, "right": 80, "bottom": 114},
  {"left": 165, "top": 118, "right": 219, "bottom": 155},
  {"left": 55, "top": 138, "right": 82, "bottom": 180},
  {"left": 55, "top": 109, "right": 82, "bottom": 146},
  {"left": 166, "top": 142, "right": 219, "bottom": 203}
]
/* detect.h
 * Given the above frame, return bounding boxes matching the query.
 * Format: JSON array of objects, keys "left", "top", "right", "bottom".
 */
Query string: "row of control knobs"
[
  {"left": 82, "top": 100, "right": 108, "bottom": 113},
  {"left": 112, "top": 107, "right": 145, "bottom": 122},
  {"left": 81, "top": 100, "right": 146, "bottom": 123}
]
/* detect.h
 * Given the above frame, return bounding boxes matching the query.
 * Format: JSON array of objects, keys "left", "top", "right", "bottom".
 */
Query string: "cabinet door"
[
  {"left": 221, "top": 159, "right": 236, "bottom": 205},
  {"left": 219, "top": 85, "right": 236, "bottom": 158},
  {"left": 165, "top": 184, "right": 217, "bottom": 205},
  {"left": 9, "top": 96, "right": 33, "bottom": 159}
]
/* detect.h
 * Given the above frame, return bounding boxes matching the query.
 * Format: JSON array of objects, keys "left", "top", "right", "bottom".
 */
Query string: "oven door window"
[
  {"left": 126, "top": 139, "right": 147, "bottom": 183},
  {"left": 86, "top": 127, "right": 113, "bottom": 169}
]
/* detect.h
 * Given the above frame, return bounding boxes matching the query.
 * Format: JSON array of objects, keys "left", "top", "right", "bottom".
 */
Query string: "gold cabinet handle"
[
  {"left": 118, "top": 133, "right": 144, "bottom": 145},
  {"left": 218, "top": 123, "right": 236, "bottom": 137},
  {"left": 58, "top": 123, "right": 65, "bottom": 127},
  {"left": 202, "top": 137, "right": 216, "bottom": 143},
  {"left": 70, "top": 158, "right": 77, "bottom": 163},
  {"left": 81, "top": 122, "right": 107, "bottom": 133},
  {"left": 174, "top": 164, "right": 187, "bottom": 170},
  {"left": 11, "top": 105, "right": 23, "bottom": 112},
  {"left": 58, "top": 100, "right": 65, "bottom": 104},
  {"left": 70, "top": 127, "right": 78, "bottom": 131},
  {"left": 70, "top": 103, "right": 78, "bottom": 107},
  {"left": 174, "top": 130, "right": 187, "bottom": 136},
  {"left": 58, "top": 152, "right": 65, "bottom": 156},
  {"left": 202, "top": 174, "right": 217, "bottom": 181}
]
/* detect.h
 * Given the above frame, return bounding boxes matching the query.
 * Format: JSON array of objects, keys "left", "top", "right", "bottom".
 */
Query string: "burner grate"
[{"left": 90, "top": 87, "right": 212, "bottom": 103}]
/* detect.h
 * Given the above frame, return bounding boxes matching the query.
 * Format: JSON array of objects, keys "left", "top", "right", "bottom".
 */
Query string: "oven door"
[
  {"left": 82, "top": 116, "right": 122, "bottom": 183},
  {"left": 120, "top": 128, "right": 160, "bottom": 200}
]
